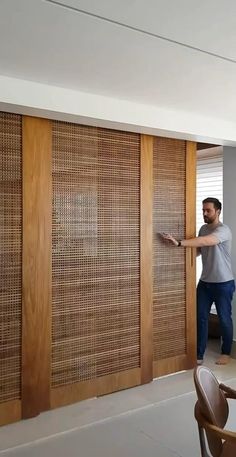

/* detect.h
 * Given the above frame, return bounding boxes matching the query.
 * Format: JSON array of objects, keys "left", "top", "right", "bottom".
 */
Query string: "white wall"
[
  {"left": 1, "top": 75, "right": 236, "bottom": 146},
  {"left": 223, "top": 147, "right": 236, "bottom": 346}
]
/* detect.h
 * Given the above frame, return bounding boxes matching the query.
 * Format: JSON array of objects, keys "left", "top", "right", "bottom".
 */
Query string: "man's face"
[{"left": 202, "top": 202, "right": 220, "bottom": 224}]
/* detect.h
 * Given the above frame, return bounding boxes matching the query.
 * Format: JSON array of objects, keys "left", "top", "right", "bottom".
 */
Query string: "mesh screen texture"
[
  {"left": 52, "top": 122, "right": 140, "bottom": 387},
  {"left": 153, "top": 137, "right": 186, "bottom": 360},
  {"left": 0, "top": 112, "right": 22, "bottom": 402}
]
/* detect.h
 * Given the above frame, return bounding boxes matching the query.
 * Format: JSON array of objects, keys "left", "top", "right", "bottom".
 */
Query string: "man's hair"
[{"left": 202, "top": 197, "right": 222, "bottom": 211}]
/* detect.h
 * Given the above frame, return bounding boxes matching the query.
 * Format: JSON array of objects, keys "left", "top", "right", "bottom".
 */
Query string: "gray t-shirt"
[{"left": 199, "top": 222, "right": 234, "bottom": 283}]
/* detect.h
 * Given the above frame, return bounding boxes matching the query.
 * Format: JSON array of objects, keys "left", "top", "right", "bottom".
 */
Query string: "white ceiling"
[{"left": 1, "top": 0, "right": 236, "bottom": 122}]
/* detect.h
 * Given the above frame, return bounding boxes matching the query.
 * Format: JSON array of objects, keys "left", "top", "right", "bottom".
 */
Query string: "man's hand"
[{"left": 160, "top": 233, "right": 179, "bottom": 246}]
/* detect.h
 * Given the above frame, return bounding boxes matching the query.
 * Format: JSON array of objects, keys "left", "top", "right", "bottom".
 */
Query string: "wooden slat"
[
  {"left": 22, "top": 116, "right": 52, "bottom": 418},
  {"left": 140, "top": 135, "right": 153, "bottom": 383},
  {"left": 0, "top": 400, "right": 21, "bottom": 426},
  {"left": 51, "top": 368, "right": 140, "bottom": 408},
  {"left": 186, "top": 141, "right": 197, "bottom": 367}
]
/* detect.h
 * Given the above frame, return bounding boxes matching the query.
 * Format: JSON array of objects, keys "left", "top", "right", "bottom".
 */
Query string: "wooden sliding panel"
[
  {"left": 140, "top": 135, "right": 153, "bottom": 383},
  {"left": 51, "top": 122, "right": 141, "bottom": 407},
  {"left": 0, "top": 113, "right": 22, "bottom": 424},
  {"left": 153, "top": 138, "right": 196, "bottom": 377},
  {"left": 22, "top": 117, "right": 52, "bottom": 418},
  {"left": 185, "top": 142, "right": 197, "bottom": 367}
]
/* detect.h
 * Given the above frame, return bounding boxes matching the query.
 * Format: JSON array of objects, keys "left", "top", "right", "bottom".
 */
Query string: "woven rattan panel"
[
  {"left": 153, "top": 137, "right": 186, "bottom": 360},
  {"left": 52, "top": 122, "right": 140, "bottom": 387},
  {"left": 0, "top": 112, "right": 22, "bottom": 402}
]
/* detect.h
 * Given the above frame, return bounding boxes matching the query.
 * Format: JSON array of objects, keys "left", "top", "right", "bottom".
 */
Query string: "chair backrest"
[{"left": 194, "top": 366, "right": 229, "bottom": 457}]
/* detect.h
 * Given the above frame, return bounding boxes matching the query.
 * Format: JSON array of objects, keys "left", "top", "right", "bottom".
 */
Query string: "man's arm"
[{"left": 161, "top": 233, "right": 219, "bottom": 248}]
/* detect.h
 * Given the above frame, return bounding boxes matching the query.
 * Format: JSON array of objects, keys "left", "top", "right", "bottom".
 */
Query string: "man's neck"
[{"left": 207, "top": 219, "right": 220, "bottom": 229}]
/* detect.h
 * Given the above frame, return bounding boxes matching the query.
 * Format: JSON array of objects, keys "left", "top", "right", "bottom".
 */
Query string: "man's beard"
[{"left": 204, "top": 216, "right": 214, "bottom": 224}]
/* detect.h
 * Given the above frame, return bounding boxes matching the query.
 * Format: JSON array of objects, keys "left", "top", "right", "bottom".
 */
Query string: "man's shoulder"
[
  {"left": 213, "top": 223, "right": 232, "bottom": 242},
  {"left": 199, "top": 222, "right": 232, "bottom": 237},
  {"left": 215, "top": 223, "right": 231, "bottom": 233}
]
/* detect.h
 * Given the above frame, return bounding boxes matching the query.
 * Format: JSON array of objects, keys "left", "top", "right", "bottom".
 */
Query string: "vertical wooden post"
[
  {"left": 22, "top": 116, "right": 52, "bottom": 418},
  {"left": 140, "top": 134, "right": 153, "bottom": 383},
  {"left": 185, "top": 141, "right": 197, "bottom": 367}
]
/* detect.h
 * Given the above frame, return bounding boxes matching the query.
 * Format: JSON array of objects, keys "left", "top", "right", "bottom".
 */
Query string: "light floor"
[{"left": 1, "top": 340, "right": 236, "bottom": 457}]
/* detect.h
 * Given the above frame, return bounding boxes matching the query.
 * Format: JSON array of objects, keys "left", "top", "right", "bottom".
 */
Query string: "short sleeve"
[{"left": 212, "top": 225, "right": 231, "bottom": 243}]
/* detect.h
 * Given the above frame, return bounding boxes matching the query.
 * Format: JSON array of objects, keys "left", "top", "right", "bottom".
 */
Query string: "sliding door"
[
  {"left": 51, "top": 122, "right": 142, "bottom": 407},
  {"left": 153, "top": 138, "right": 196, "bottom": 376}
]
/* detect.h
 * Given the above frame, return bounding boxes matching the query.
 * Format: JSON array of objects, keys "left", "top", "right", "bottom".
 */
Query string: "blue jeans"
[{"left": 197, "top": 279, "right": 235, "bottom": 359}]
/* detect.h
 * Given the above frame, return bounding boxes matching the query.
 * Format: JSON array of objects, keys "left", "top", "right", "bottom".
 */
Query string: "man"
[{"left": 161, "top": 197, "right": 235, "bottom": 365}]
